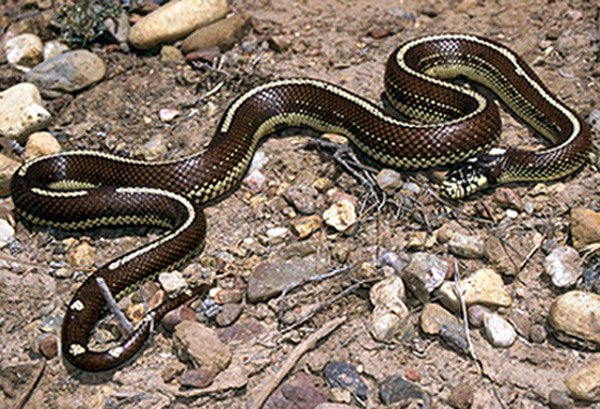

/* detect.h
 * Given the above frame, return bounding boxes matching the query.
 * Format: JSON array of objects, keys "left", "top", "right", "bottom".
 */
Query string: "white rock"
[
  {"left": 158, "top": 107, "right": 180, "bottom": 122},
  {"left": 128, "top": 0, "right": 228, "bottom": 50},
  {"left": 5, "top": 33, "right": 43, "bottom": 71},
  {"left": 0, "top": 83, "right": 51, "bottom": 141},
  {"left": 0, "top": 219, "right": 15, "bottom": 247},
  {"left": 43, "top": 40, "right": 69, "bottom": 60},
  {"left": 323, "top": 200, "right": 356, "bottom": 232},
  {"left": 448, "top": 233, "right": 484, "bottom": 258},
  {"left": 483, "top": 312, "right": 517, "bottom": 348},
  {"left": 403, "top": 253, "right": 448, "bottom": 300},
  {"left": 158, "top": 271, "right": 187, "bottom": 295},
  {"left": 244, "top": 169, "right": 267, "bottom": 193},
  {"left": 370, "top": 276, "right": 406, "bottom": 313},
  {"left": 370, "top": 304, "right": 407, "bottom": 342},
  {"left": 543, "top": 245, "right": 582, "bottom": 287}
]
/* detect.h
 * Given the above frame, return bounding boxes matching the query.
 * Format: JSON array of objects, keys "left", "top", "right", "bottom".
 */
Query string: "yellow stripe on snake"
[{"left": 10, "top": 33, "right": 591, "bottom": 371}]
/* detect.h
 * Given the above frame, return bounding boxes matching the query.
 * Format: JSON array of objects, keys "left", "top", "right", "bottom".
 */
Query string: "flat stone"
[
  {"left": 550, "top": 291, "right": 600, "bottom": 347},
  {"left": 571, "top": 207, "right": 600, "bottom": 250},
  {"left": 24, "top": 131, "right": 61, "bottom": 160},
  {"left": 264, "top": 372, "right": 328, "bottom": 409},
  {"left": 162, "top": 306, "right": 197, "bottom": 332},
  {"left": 173, "top": 321, "right": 231, "bottom": 374},
  {"left": 548, "top": 390, "right": 573, "bottom": 409},
  {"left": 24, "top": 50, "right": 106, "bottom": 98},
  {"left": 543, "top": 245, "right": 582, "bottom": 288},
  {"left": 370, "top": 276, "right": 406, "bottom": 311},
  {"left": 438, "top": 268, "right": 511, "bottom": 311},
  {"left": 215, "top": 303, "right": 242, "bottom": 327},
  {"left": 181, "top": 12, "right": 251, "bottom": 53},
  {"left": 324, "top": 362, "right": 367, "bottom": 404},
  {"left": 128, "top": 0, "right": 228, "bottom": 50},
  {"left": 179, "top": 368, "right": 215, "bottom": 388},
  {"left": 5, "top": 33, "right": 43, "bottom": 71},
  {"left": 247, "top": 255, "right": 322, "bottom": 302},
  {"left": 0, "top": 83, "right": 50, "bottom": 141},
  {"left": 564, "top": 358, "right": 600, "bottom": 402}
]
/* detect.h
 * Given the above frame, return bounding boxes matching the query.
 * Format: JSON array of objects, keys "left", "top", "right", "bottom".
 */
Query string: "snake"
[{"left": 10, "top": 33, "right": 591, "bottom": 371}]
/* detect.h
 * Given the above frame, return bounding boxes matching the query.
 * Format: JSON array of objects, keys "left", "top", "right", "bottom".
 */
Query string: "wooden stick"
[
  {"left": 247, "top": 316, "right": 347, "bottom": 409},
  {"left": 12, "top": 361, "right": 45, "bottom": 409}
]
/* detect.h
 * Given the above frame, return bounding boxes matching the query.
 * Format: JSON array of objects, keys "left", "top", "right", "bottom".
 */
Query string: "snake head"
[{"left": 441, "top": 150, "right": 505, "bottom": 199}]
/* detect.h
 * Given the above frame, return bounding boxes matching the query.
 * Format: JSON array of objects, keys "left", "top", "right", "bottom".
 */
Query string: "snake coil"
[{"left": 11, "top": 34, "right": 591, "bottom": 371}]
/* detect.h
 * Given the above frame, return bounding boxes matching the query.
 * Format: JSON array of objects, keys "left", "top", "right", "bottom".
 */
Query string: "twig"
[
  {"left": 280, "top": 276, "right": 383, "bottom": 333},
  {"left": 179, "top": 81, "right": 224, "bottom": 109},
  {"left": 247, "top": 316, "right": 347, "bottom": 409},
  {"left": 96, "top": 277, "right": 134, "bottom": 334},
  {"left": 452, "top": 259, "right": 478, "bottom": 363},
  {"left": 519, "top": 232, "right": 546, "bottom": 271},
  {"left": 12, "top": 361, "right": 45, "bottom": 409}
]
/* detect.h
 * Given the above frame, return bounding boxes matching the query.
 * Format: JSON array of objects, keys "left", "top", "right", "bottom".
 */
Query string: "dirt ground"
[{"left": 1, "top": 0, "right": 600, "bottom": 408}]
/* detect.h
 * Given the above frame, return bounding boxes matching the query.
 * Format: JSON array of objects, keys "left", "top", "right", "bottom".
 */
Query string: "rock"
[
  {"left": 448, "top": 233, "right": 484, "bottom": 259},
  {"left": 173, "top": 321, "right": 231, "bottom": 374},
  {"left": 66, "top": 241, "right": 95, "bottom": 267},
  {"left": 135, "top": 134, "right": 167, "bottom": 160},
  {"left": 550, "top": 291, "right": 600, "bottom": 347},
  {"left": 179, "top": 368, "right": 215, "bottom": 388},
  {"left": 215, "top": 303, "right": 242, "bottom": 327},
  {"left": 543, "top": 245, "right": 582, "bottom": 288},
  {"left": 380, "top": 375, "right": 430, "bottom": 407},
  {"left": 266, "top": 226, "right": 288, "bottom": 243},
  {"left": 484, "top": 235, "right": 518, "bottom": 276},
  {"left": 376, "top": 168, "right": 403, "bottom": 192},
  {"left": 244, "top": 169, "right": 267, "bottom": 193},
  {"left": 43, "top": 40, "right": 69, "bottom": 60},
  {"left": 370, "top": 304, "right": 408, "bottom": 342},
  {"left": 162, "top": 306, "right": 197, "bottom": 332},
  {"left": 160, "top": 45, "right": 184, "bottom": 63},
  {"left": 407, "top": 231, "right": 436, "bottom": 250},
  {"left": 436, "top": 220, "right": 469, "bottom": 243},
  {"left": 467, "top": 304, "right": 489, "bottom": 328},
  {"left": 438, "top": 268, "right": 511, "bottom": 311},
  {"left": 158, "top": 107, "right": 181, "bottom": 122},
  {"left": 181, "top": 12, "right": 251, "bottom": 53},
  {"left": 548, "top": 390, "right": 573, "bottom": 409},
  {"left": 39, "top": 313, "right": 62, "bottom": 333},
  {"left": 24, "top": 50, "right": 106, "bottom": 98},
  {"left": 0, "top": 219, "right": 15, "bottom": 247},
  {"left": 403, "top": 253, "right": 448, "bottom": 301},
  {"left": 530, "top": 323, "right": 547, "bottom": 344},
  {"left": 161, "top": 361, "right": 186, "bottom": 382},
  {"left": 420, "top": 303, "right": 458, "bottom": 335},
  {"left": 380, "top": 251, "right": 410, "bottom": 274},
  {"left": 213, "top": 288, "right": 243, "bottom": 304},
  {"left": 564, "top": 358, "right": 600, "bottom": 402},
  {"left": 290, "top": 215, "right": 322, "bottom": 239},
  {"left": 158, "top": 271, "right": 187, "bottom": 295},
  {"left": 368, "top": 27, "right": 390, "bottom": 39},
  {"left": 103, "top": 11, "right": 130, "bottom": 45},
  {"left": 0, "top": 83, "right": 51, "bottom": 141},
  {"left": 447, "top": 383, "right": 474, "bottom": 409},
  {"left": 323, "top": 200, "right": 356, "bottom": 232},
  {"left": 483, "top": 312, "right": 516, "bottom": 348},
  {"left": 283, "top": 184, "right": 319, "bottom": 215},
  {"left": 34, "top": 333, "right": 58, "bottom": 359},
  {"left": 370, "top": 276, "right": 406, "bottom": 311},
  {"left": 5, "top": 33, "right": 43, "bottom": 71},
  {"left": 508, "top": 308, "right": 530, "bottom": 338},
  {"left": 24, "top": 131, "right": 61, "bottom": 160},
  {"left": 264, "top": 372, "right": 328, "bottom": 409},
  {"left": 571, "top": 208, "right": 600, "bottom": 250},
  {"left": 186, "top": 46, "right": 222, "bottom": 63},
  {"left": 247, "top": 256, "right": 321, "bottom": 302},
  {"left": 267, "top": 36, "right": 288, "bottom": 53},
  {"left": 128, "top": 0, "right": 228, "bottom": 50},
  {"left": 324, "top": 362, "right": 368, "bottom": 404},
  {"left": 492, "top": 187, "right": 523, "bottom": 211},
  {"left": 440, "top": 321, "right": 469, "bottom": 355}
]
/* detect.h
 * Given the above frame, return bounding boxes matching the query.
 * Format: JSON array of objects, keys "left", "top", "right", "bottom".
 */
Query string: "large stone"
[
  {"left": 5, "top": 33, "right": 43, "bottom": 71},
  {"left": 173, "top": 321, "right": 231, "bottom": 374},
  {"left": 24, "top": 131, "right": 61, "bottom": 160},
  {"left": 550, "top": 291, "right": 600, "bottom": 347},
  {"left": 128, "top": 0, "right": 228, "bottom": 50},
  {"left": 181, "top": 12, "right": 251, "bottom": 53},
  {"left": 438, "top": 268, "right": 511, "bottom": 311},
  {"left": 24, "top": 50, "right": 105, "bottom": 98},
  {"left": 571, "top": 207, "right": 600, "bottom": 250},
  {"left": 0, "top": 83, "right": 50, "bottom": 141},
  {"left": 564, "top": 359, "right": 600, "bottom": 402}
]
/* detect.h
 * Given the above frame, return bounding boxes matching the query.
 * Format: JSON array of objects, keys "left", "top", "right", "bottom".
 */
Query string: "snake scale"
[{"left": 10, "top": 34, "right": 591, "bottom": 371}]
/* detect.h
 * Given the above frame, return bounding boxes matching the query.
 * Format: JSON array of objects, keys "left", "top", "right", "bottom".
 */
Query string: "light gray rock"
[
  {"left": 24, "top": 50, "right": 106, "bottom": 98},
  {"left": 483, "top": 312, "right": 516, "bottom": 348},
  {"left": 543, "top": 245, "right": 582, "bottom": 287},
  {"left": 403, "top": 252, "right": 448, "bottom": 301},
  {"left": 173, "top": 321, "right": 231, "bottom": 374},
  {"left": 5, "top": 33, "right": 43, "bottom": 71},
  {"left": 0, "top": 83, "right": 50, "bottom": 141},
  {"left": 438, "top": 268, "right": 511, "bottom": 311},
  {"left": 550, "top": 291, "right": 600, "bottom": 347}
]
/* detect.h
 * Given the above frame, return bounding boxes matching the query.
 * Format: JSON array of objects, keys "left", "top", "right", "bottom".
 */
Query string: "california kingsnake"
[{"left": 11, "top": 33, "right": 591, "bottom": 371}]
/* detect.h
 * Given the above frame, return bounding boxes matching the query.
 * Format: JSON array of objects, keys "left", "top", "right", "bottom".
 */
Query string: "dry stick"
[
  {"left": 12, "top": 360, "right": 45, "bottom": 409},
  {"left": 518, "top": 232, "right": 546, "bottom": 271},
  {"left": 96, "top": 277, "right": 134, "bottom": 334},
  {"left": 452, "top": 259, "right": 478, "bottom": 363},
  {"left": 247, "top": 316, "right": 347, "bottom": 409}
]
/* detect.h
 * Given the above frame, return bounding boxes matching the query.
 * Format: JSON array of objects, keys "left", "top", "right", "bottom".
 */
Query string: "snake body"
[{"left": 10, "top": 34, "right": 591, "bottom": 371}]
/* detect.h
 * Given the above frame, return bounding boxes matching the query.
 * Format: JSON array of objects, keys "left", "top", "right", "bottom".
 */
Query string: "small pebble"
[
  {"left": 215, "top": 303, "right": 242, "bottom": 327},
  {"left": 483, "top": 312, "right": 517, "bottom": 348},
  {"left": 179, "top": 368, "right": 214, "bottom": 388},
  {"left": 380, "top": 375, "right": 430, "bottom": 407},
  {"left": 324, "top": 362, "right": 368, "bottom": 404},
  {"left": 530, "top": 323, "right": 547, "bottom": 344},
  {"left": 244, "top": 169, "right": 267, "bottom": 193},
  {"left": 158, "top": 271, "right": 187, "bottom": 295},
  {"left": 543, "top": 245, "right": 582, "bottom": 288},
  {"left": 467, "top": 304, "right": 489, "bottom": 328},
  {"left": 447, "top": 383, "right": 474, "bottom": 409},
  {"left": 440, "top": 321, "right": 469, "bottom": 355},
  {"left": 0, "top": 219, "right": 15, "bottom": 248},
  {"left": 376, "top": 168, "right": 403, "bottom": 192},
  {"left": 290, "top": 215, "right": 322, "bottom": 239},
  {"left": 448, "top": 233, "right": 484, "bottom": 259},
  {"left": 323, "top": 200, "right": 356, "bottom": 232},
  {"left": 5, "top": 33, "right": 43, "bottom": 71},
  {"left": 24, "top": 131, "right": 61, "bottom": 160},
  {"left": 162, "top": 306, "right": 197, "bottom": 332},
  {"left": 548, "top": 390, "right": 573, "bottom": 409},
  {"left": 158, "top": 108, "right": 181, "bottom": 122},
  {"left": 368, "top": 27, "right": 389, "bottom": 39},
  {"left": 35, "top": 333, "right": 58, "bottom": 359},
  {"left": 161, "top": 361, "right": 186, "bottom": 383}
]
